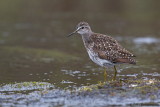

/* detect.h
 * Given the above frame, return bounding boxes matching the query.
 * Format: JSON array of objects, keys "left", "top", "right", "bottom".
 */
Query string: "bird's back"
[{"left": 89, "top": 33, "right": 136, "bottom": 65}]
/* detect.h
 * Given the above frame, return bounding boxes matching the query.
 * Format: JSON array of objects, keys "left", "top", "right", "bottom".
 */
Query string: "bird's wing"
[{"left": 90, "top": 33, "right": 136, "bottom": 64}]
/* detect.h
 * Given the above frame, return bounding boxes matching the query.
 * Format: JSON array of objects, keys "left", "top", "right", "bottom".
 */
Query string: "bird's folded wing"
[{"left": 91, "top": 33, "right": 136, "bottom": 64}]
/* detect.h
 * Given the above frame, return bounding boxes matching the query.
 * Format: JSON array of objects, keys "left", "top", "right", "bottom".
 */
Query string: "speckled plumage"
[
  {"left": 86, "top": 33, "right": 136, "bottom": 65},
  {"left": 68, "top": 22, "right": 136, "bottom": 80}
]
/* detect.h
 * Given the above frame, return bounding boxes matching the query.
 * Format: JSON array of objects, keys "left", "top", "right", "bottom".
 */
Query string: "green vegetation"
[
  {"left": 0, "top": 79, "right": 159, "bottom": 106},
  {"left": 78, "top": 79, "right": 160, "bottom": 99},
  {"left": 0, "top": 82, "right": 54, "bottom": 92}
]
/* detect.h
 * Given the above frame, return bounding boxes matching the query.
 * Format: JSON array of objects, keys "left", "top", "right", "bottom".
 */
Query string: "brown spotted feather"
[{"left": 90, "top": 33, "right": 136, "bottom": 64}]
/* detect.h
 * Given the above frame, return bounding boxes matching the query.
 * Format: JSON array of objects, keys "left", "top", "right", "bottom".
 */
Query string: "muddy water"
[{"left": 0, "top": 0, "right": 160, "bottom": 106}]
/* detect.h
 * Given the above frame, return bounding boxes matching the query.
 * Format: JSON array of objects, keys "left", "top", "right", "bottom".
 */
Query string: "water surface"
[{"left": 0, "top": 0, "right": 160, "bottom": 106}]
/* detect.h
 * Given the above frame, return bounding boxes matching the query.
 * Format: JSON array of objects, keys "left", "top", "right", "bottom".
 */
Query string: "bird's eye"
[{"left": 81, "top": 27, "right": 84, "bottom": 29}]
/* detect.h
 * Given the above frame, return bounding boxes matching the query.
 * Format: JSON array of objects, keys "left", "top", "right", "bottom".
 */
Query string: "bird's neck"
[{"left": 81, "top": 33, "right": 93, "bottom": 49}]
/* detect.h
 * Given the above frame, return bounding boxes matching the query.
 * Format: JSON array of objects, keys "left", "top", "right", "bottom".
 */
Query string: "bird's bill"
[
  {"left": 67, "top": 27, "right": 80, "bottom": 37},
  {"left": 67, "top": 31, "right": 76, "bottom": 37}
]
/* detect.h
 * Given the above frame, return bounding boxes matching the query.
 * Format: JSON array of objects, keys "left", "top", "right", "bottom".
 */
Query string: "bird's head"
[{"left": 68, "top": 22, "right": 92, "bottom": 37}]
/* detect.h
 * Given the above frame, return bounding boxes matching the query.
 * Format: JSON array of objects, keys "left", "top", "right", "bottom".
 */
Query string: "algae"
[
  {"left": 0, "top": 82, "right": 54, "bottom": 92},
  {"left": 0, "top": 79, "right": 160, "bottom": 106}
]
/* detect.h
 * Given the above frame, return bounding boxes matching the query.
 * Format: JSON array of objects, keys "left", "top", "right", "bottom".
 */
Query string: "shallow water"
[{"left": 0, "top": 0, "right": 160, "bottom": 106}]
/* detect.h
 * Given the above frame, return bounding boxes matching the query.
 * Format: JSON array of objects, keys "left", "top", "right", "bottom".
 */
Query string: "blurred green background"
[{"left": 0, "top": 0, "right": 159, "bottom": 88}]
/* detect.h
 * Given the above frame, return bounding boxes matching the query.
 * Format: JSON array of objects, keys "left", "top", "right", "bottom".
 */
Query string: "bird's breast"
[{"left": 86, "top": 48, "right": 113, "bottom": 67}]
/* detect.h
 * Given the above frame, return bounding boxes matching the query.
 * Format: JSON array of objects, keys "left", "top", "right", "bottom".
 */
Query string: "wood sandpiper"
[{"left": 67, "top": 22, "right": 136, "bottom": 81}]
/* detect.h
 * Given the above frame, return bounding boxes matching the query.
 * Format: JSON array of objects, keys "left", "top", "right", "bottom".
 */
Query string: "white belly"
[{"left": 87, "top": 49, "right": 113, "bottom": 67}]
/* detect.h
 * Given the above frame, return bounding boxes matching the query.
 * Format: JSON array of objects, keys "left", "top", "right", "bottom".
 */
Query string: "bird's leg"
[
  {"left": 113, "top": 65, "right": 118, "bottom": 81},
  {"left": 104, "top": 69, "right": 107, "bottom": 82}
]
